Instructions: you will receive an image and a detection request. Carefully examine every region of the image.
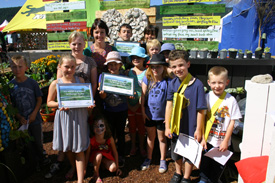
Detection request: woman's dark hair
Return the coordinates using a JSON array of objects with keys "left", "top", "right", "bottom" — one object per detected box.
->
[
  {"left": 144, "top": 25, "right": 159, "bottom": 38},
  {"left": 91, "top": 18, "right": 109, "bottom": 38},
  {"left": 90, "top": 115, "right": 112, "bottom": 140}
]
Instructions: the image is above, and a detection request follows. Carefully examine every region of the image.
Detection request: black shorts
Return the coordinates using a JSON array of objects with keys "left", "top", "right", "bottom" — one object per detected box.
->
[{"left": 145, "top": 119, "right": 165, "bottom": 131}]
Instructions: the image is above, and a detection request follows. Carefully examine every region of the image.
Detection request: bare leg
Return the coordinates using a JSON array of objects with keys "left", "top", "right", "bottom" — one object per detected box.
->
[
  {"left": 57, "top": 151, "right": 65, "bottom": 161},
  {"left": 175, "top": 159, "right": 183, "bottom": 175},
  {"left": 157, "top": 129, "right": 167, "bottom": 160},
  {"left": 66, "top": 151, "right": 76, "bottom": 178},
  {"left": 184, "top": 161, "right": 193, "bottom": 179},
  {"left": 93, "top": 153, "right": 103, "bottom": 179},
  {"left": 75, "top": 151, "right": 85, "bottom": 183},
  {"left": 146, "top": 126, "right": 156, "bottom": 159},
  {"left": 102, "top": 158, "right": 117, "bottom": 173}
]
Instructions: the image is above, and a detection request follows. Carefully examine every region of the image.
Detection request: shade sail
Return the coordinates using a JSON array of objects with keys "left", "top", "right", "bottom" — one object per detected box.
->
[{"left": 2, "top": 0, "right": 64, "bottom": 32}]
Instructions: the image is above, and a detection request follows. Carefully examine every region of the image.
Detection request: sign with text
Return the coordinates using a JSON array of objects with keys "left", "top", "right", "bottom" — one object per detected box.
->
[
  {"left": 162, "top": 29, "right": 220, "bottom": 39},
  {"left": 47, "top": 41, "right": 88, "bottom": 50},
  {"left": 163, "top": 16, "right": 220, "bottom": 26},
  {"left": 100, "top": 0, "right": 150, "bottom": 10},
  {"left": 47, "top": 32, "right": 87, "bottom": 41},
  {"left": 163, "top": 0, "right": 221, "bottom": 4},
  {"left": 160, "top": 4, "right": 225, "bottom": 15},
  {"left": 46, "top": 21, "right": 87, "bottom": 31},
  {"left": 46, "top": 11, "right": 87, "bottom": 21},
  {"left": 45, "top": 1, "right": 85, "bottom": 12},
  {"left": 163, "top": 40, "right": 219, "bottom": 50}
]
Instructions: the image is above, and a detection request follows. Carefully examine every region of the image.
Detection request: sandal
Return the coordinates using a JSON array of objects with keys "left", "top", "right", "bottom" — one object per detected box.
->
[
  {"left": 65, "top": 168, "right": 75, "bottom": 180},
  {"left": 96, "top": 177, "right": 103, "bottom": 183}
]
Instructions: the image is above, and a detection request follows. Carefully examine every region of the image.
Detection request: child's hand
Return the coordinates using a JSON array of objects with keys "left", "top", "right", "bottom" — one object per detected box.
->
[
  {"left": 19, "top": 116, "right": 28, "bottom": 125},
  {"left": 194, "top": 129, "right": 202, "bottom": 143},
  {"left": 165, "top": 128, "right": 172, "bottom": 139},
  {"left": 200, "top": 139, "right": 207, "bottom": 150},
  {"left": 219, "top": 140, "right": 228, "bottom": 152},
  {"left": 116, "top": 168, "right": 122, "bottom": 176},
  {"left": 88, "top": 104, "right": 95, "bottom": 109},
  {"left": 59, "top": 107, "right": 70, "bottom": 111},
  {"left": 99, "top": 90, "right": 105, "bottom": 95},
  {"left": 29, "top": 112, "right": 36, "bottom": 123}
]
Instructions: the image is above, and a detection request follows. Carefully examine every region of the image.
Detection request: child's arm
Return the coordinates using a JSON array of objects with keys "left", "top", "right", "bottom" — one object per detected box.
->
[
  {"left": 194, "top": 109, "right": 205, "bottom": 143},
  {"left": 165, "top": 100, "right": 173, "bottom": 139},
  {"left": 90, "top": 67, "right": 97, "bottom": 98},
  {"left": 47, "top": 80, "right": 59, "bottom": 108},
  {"left": 29, "top": 96, "right": 42, "bottom": 123},
  {"left": 110, "top": 137, "right": 121, "bottom": 175},
  {"left": 15, "top": 113, "right": 27, "bottom": 125},
  {"left": 141, "top": 82, "right": 149, "bottom": 123},
  {"left": 98, "top": 83, "right": 107, "bottom": 99},
  {"left": 219, "top": 119, "right": 235, "bottom": 152}
]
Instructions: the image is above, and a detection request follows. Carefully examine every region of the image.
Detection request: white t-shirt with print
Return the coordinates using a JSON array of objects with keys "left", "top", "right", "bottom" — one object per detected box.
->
[{"left": 206, "top": 91, "right": 242, "bottom": 147}]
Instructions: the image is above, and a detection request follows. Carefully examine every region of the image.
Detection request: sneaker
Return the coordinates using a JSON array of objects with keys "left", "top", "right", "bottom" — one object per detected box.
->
[
  {"left": 45, "top": 162, "right": 61, "bottom": 179},
  {"left": 169, "top": 172, "right": 183, "bottom": 183},
  {"left": 141, "top": 158, "right": 151, "bottom": 171},
  {"left": 159, "top": 160, "right": 167, "bottom": 173},
  {"left": 119, "top": 156, "right": 125, "bottom": 168},
  {"left": 180, "top": 178, "right": 191, "bottom": 183}
]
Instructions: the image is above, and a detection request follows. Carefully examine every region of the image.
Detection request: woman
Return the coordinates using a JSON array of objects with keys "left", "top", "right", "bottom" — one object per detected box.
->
[{"left": 84, "top": 18, "right": 117, "bottom": 74}]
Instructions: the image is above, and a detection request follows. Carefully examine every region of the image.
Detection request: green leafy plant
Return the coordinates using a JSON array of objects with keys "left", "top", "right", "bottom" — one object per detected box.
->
[
  {"left": 255, "top": 47, "right": 262, "bottom": 51},
  {"left": 228, "top": 48, "right": 238, "bottom": 51},
  {"left": 220, "top": 49, "right": 227, "bottom": 51},
  {"left": 246, "top": 49, "right": 252, "bottom": 54},
  {"left": 191, "top": 47, "right": 199, "bottom": 51},
  {"left": 238, "top": 49, "right": 244, "bottom": 54},
  {"left": 210, "top": 49, "right": 218, "bottom": 52},
  {"left": 200, "top": 47, "right": 208, "bottom": 51},
  {"left": 264, "top": 47, "right": 270, "bottom": 53}
]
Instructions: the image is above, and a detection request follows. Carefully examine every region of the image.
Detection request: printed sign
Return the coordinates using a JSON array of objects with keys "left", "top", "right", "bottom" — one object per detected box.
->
[
  {"left": 163, "top": 40, "right": 219, "bottom": 50},
  {"left": 45, "top": 1, "right": 86, "bottom": 12},
  {"left": 47, "top": 41, "right": 88, "bottom": 50},
  {"left": 160, "top": 4, "right": 225, "bottom": 15},
  {"left": 100, "top": 0, "right": 150, "bottom": 10},
  {"left": 162, "top": 29, "right": 220, "bottom": 39},
  {"left": 163, "top": 0, "right": 221, "bottom": 4},
  {"left": 163, "top": 16, "right": 220, "bottom": 26},
  {"left": 46, "top": 11, "right": 87, "bottom": 21},
  {"left": 47, "top": 32, "right": 87, "bottom": 41},
  {"left": 46, "top": 21, "right": 87, "bottom": 31}
]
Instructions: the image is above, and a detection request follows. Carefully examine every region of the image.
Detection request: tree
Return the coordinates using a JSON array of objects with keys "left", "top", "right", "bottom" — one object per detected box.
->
[{"left": 254, "top": 0, "right": 275, "bottom": 47}]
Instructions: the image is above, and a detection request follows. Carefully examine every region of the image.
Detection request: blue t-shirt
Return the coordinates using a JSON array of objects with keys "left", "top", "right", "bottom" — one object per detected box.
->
[
  {"left": 10, "top": 77, "right": 43, "bottom": 125},
  {"left": 167, "top": 76, "right": 207, "bottom": 136},
  {"left": 99, "top": 74, "right": 128, "bottom": 112},
  {"left": 143, "top": 76, "right": 170, "bottom": 120}
]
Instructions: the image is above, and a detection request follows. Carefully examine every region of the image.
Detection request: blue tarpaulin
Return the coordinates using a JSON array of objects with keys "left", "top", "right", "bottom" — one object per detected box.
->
[{"left": 219, "top": 0, "right": 275, "bottom": 55}]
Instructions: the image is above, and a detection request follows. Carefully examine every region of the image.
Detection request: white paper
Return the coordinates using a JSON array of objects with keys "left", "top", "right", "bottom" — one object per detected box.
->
[
  {"left": 18, "top": 120, "right": 29, "bottom": 131},
  {"left": 174, "top": 133, "right": 203, "bottom": 168},
  {"left": 204, "top": 147, "right": 233, "bottom": 166},
  {"left": 267, "top": 111, "right": 275, "bottom": 122}
]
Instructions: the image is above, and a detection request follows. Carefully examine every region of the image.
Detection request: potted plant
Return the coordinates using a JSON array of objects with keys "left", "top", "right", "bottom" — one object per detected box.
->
[
  {"left": 255, "top": 47, "right": 262, "bottom": 59},
  {"left": 238, "top": 49, "right": 244, "bottom": 59},
  {"left": 246, "top": 49, "right": 253, "bottom": 59},
  {"left": 228, "top": 48, "right": 238, "bottom": 59},
  {"left": 190, "top": 47, "right": 198, "bottom": 58},
  {"left": 209, "top": 49, "right": 218, "bottom": 58},
  {"left": 199, "top": 48, "right": 208, "bottom": 59},
  {"left": 219, "top": 49, "right": 227, "bottom": 59},
  {"left": 40, "top": 104, "right": 56, "bottom": 122},
  {"left": 264, "top": 47, "right": 271, "bottom": 59}
]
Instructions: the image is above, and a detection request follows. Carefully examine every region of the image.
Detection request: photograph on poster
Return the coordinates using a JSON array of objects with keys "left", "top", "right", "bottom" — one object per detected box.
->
[{"left": 115, "top": 41, "right": 140, "bottom": 56}]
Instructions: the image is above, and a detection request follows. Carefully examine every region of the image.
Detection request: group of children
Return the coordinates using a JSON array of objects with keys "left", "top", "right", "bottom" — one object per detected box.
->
[{"left": 8, "top": 22, "right": 241, "bottom": 183}]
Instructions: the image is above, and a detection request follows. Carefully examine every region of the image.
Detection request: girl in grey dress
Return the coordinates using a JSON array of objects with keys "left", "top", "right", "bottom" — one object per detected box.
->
[{"left": 47, "top": 54, "right": 94, "bottom": 183}]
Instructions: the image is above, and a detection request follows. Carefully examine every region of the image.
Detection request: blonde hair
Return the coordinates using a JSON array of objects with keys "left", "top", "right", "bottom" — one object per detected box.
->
[
  {"left": 59, "top": 53, "right": 76, "bottom": 66},
  {"left": 145, "top": 65, "right": 170, "bottom": 87},
  {"left": 146, "top": 39, "right": 161, "bottom": 55},
  {"left": 68, "top": 31, "right": 85, "bottom": 44},
  {"left": 208, "top": 66, "right": 228, "bottom": 79},
  {"left": 10, "top": 55, "right": 28, "bottom": 66}
]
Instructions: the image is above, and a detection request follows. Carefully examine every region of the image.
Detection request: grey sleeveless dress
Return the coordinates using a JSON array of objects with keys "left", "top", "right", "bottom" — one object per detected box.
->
[{"left": 52, "top": 77, "right": 90, "bottom": 153}]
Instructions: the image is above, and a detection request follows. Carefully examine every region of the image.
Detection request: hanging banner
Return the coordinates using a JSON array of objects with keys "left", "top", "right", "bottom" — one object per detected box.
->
[
  {"left": 45, "top": 1, "right": 85, "bottom": 11},
  {"left": 162, "top": 29, "right": 220, "bottom": 39},
  {"left": 46, "top": 21, "right": 87, "bottom": 31},
  {"left": 163, "top": 0, "right": 221, "bottom": 4},
  {"left": 47, "top": 41, "right": 88, "bottom": 50},
  {"left": 100, "top": 0, "right": 150, "bottom": 10},
  {"left": 163, "top": 16, "right": 220, "bottom": 26},
  {"left": 46, "top": 11, "right": 87, "bottom": 21},
  {"left": 160, "top": 4, "right": 225, "bottom": 15},
  {"left": 47, "top": 32, "right": 87, "bottom": 41},
  {"left": 163, "top": 40, "right": 219, "bottom": 50}
]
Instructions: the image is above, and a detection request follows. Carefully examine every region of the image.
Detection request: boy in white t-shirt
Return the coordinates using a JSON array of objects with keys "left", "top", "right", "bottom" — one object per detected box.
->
[{"left": 199, "top": 66, "right": 242, "bottom": 183}]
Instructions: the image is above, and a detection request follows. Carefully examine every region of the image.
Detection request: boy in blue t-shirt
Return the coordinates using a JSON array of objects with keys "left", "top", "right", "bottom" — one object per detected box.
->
[
  {"left": 165, "top": 50, "right": 207, "bottom": 183},
  {"left": 9, "top": 55, "right": 49, "bottom": 170}
]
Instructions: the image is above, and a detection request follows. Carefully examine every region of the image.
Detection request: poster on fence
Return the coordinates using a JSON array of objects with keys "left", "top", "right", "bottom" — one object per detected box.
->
[
  {"left": 163, "top": 16, "right": 220, "bottom": 26},
  {"left": 163, "top": 0, "right": 221, "bottom": 4},
  {"left": 163, "top": 40, "right": 219, "bottom": 50},
  {"left": 162, "top": 29, "right": 220, "bottom": 39}
]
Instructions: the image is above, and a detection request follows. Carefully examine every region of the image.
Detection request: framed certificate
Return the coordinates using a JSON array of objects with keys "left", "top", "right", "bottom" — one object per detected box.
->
[
  {"left": 99, "top": 72, "right": 134, "bottom": 96},
  {"left": 56, "top": 83, "right": 94, "bottom": 108},
  {"left": 114, "top": 41, "right": 140, "bottom": 57}
]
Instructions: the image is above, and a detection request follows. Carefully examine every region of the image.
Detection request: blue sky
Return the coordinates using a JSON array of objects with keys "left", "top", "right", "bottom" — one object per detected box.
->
[{"left": 0, "top": 0, "right": 26, "bottom": 8}]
